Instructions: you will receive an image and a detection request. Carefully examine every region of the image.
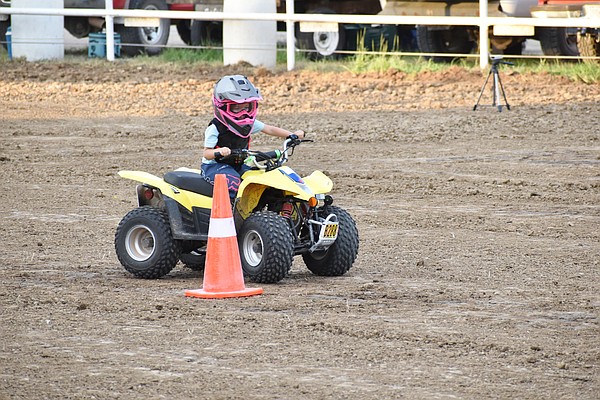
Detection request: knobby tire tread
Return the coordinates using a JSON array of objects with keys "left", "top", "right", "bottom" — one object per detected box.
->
[
  {"left": 303, "top": 206, "right": 359, "bottom": 277},
  {"left": 115, "top": 206, "right": 180, "bottom": 279}
]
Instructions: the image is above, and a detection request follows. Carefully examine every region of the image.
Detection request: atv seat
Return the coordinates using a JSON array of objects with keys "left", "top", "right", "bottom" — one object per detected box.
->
[{"left": 163, "top": 171, "right": 214, "bottom": 197}]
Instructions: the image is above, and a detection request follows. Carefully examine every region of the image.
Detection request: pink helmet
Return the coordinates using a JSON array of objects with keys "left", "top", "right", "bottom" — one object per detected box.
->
[{"left": 212, "top": 75, "right": 263, "bottom": 138}]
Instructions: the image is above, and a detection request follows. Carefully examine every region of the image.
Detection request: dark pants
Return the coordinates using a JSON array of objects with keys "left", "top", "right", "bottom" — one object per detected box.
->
[{"left": 201, "top": 162, "right": 251, "bottom": 199}]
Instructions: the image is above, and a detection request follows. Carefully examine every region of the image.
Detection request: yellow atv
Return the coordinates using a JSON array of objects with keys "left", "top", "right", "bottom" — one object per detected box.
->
[{"left": 115, "top": 136, "right": 359, "bottom": 283}]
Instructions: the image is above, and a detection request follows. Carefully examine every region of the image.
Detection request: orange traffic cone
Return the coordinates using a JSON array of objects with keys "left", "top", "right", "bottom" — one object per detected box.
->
[{"left": 185, "top": 174, "right": 263, "bottom": 299}]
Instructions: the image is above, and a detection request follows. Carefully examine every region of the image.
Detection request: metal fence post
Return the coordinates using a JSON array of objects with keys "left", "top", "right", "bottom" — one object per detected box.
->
[
  {"left": 105, "top": 0, "right": 114, "bottom": 61},
  {"left": 286, "top": 0, "right": 295, "bottom": 71},
  {"left": 479, "top": 0, "right": 489, "bottom": 68}
]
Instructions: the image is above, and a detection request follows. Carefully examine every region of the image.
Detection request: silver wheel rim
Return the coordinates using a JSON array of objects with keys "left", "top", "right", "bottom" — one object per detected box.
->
[
  {"left": 140, "top": 5, "right": 162, "bottom": 45},
  {"left": 125, "top": 224, "right": 156, "bottom": 261},
  {"left": 313, "top": 31, "right": 339, "bottom": 56},
  {"left": 242, "top": 230, "right": 263, "bottom": 267},
  {"left": 141, "top": 26, "right": 160, "bottom": 44}
]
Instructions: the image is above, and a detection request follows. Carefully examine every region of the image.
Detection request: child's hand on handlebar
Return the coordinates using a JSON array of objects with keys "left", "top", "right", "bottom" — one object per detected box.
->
[
  {"left": 288, "top": 130, "right": 305, "bottom": 141},
  {"left": 215, "top": 147, "right": 231, "bottom": 158}
]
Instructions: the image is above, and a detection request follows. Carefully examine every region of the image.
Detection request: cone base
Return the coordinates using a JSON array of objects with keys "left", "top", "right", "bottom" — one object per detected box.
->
[{"left": 185, "top": 287, "right": 263, "bottom": 299}]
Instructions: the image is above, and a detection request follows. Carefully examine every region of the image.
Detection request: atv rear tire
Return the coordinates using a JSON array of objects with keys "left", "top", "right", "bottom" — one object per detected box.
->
[
  {"left": 238, "top": 211, "right": 294, "bottom": 284},
  {"left": 115, "top": 206, "right": 181, "bottom": 278},
  {"left": 302, "top": 206, "right": 359, "bottom": 277}
]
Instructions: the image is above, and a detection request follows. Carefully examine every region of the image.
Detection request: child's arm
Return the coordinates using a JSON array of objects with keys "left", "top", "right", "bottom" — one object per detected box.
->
[
  {"left": 203, "top": 147, "right": 231, "bottom": 160},
  {"left": 261, "top": 124, "right": 305, "bottom": 139}
]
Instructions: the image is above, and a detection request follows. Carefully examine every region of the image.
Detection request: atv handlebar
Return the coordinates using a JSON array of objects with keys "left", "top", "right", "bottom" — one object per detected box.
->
[{"left": 215, "top": 135, "right": 312, "bottom": 171}]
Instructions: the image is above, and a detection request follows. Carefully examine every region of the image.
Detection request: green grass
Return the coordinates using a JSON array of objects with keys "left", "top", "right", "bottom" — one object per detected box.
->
[
  {"left": 148, "top": 47, "right": 599, "bottom": 84},
  {"left": 1, "top": 42, "right": 597, "bottom": 83},
  {"left": 159, "top": 47, "right": 223, "bottom": 64},
  {"left": 508, "top": 58, "right": 600, "bottom": 84}
]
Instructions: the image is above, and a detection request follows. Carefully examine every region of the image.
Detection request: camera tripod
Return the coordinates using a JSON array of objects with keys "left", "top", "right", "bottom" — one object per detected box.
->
[{"left": 473, "top": 57, "right": 513, "bottom": 112}]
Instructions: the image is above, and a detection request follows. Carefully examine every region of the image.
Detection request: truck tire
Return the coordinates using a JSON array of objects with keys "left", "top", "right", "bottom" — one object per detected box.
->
[
  {"left": 577, "top": 31, "right": 600, "bottom": 63},
  {"left": 302, "top": 206, "right": 359, "bottom": 277},
  {"left": 502, "top": 38, "right": 525, "bottom": 55},
  {"left": 64, "top": 17, "right": 98, "bottom": 39},
  {"left": 537, "top": 27, "right": 579, "bottom": 57},
  {"left": 0, "top": 19, "right": 9, "bottom": 50},
  {"left": 238, "top": 211, "right": 294, "bottom": 284},
  {"left": 176, "top": 20, "right": 192, "bottom": 45},
  {"left": 416, "top": 25, "right": 476, "bottom": 62},
  {"left": 190, "top": 20, "right": 223, "bottom": 46},
  {"left": 296, "top": 8, "right": 346, "bottom": 60},
  {"left": 117, "top": 0, "right": 170, "bottom": 56},
  {"left": 115, "top": 206, "right": 181, "bottom": 279}
]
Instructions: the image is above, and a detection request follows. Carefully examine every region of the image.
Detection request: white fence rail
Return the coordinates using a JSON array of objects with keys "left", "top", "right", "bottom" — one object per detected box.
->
[{"left": 1, "top": 0, "right": 599, "bottom": 68}]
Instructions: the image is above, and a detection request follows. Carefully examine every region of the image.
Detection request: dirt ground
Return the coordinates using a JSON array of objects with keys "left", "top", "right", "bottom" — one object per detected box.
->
[{"left": 0, "top": 59, "right": 598, "bottom": 399}]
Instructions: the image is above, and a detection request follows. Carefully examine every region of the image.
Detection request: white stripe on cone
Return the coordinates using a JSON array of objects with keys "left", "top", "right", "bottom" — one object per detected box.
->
[{"left": 208, "top": 217, "right": 236, "bottom": 238}]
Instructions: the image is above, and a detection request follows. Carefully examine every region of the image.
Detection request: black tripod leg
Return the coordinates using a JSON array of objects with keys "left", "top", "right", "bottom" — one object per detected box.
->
[{"left": 473, "top": 68, "right": 493, "bottom": 111}]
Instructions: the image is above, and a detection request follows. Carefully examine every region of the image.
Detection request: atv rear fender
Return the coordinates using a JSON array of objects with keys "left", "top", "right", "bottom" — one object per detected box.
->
[
  {"left": 118, "top": 170, "right": 212, "bottom": 211},
  {"left": 119, "top": 171, "right": 211, "bottom": 241}
]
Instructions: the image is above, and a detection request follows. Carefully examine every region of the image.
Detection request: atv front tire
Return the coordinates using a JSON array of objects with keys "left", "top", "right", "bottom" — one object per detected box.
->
[
  {"left": 238, "top": 211, "right": 294, "bottom": 284},
  {"left": 115, "top": 206, "right": 181, "bottom": 278},
  {"left": 180, "top": 251, "right": 206, "bottom": 272},
  {"left": 303, "top": 206, "right": 359, "bottom": 276}
]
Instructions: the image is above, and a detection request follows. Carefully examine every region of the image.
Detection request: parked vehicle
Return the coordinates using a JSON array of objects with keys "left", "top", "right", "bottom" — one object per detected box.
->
[
  {"left": 2, "top": 0, "right": 597, "bottom": 60},
  {"left": 531, "top": 0, "right": 600, "bottom": 61},
  {"left": 115, "top": 136, "right": 360, "bottom": 283},
  {"left": 176, "top": 0, "right": 594, "bottom": 60},
  {"left": 0, "top": 0, "right": 196, "bottom": 56}
]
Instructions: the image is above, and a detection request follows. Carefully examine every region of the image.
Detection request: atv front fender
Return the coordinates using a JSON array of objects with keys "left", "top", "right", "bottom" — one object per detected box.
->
[
  {"left": 303, "top": 170, "right": 333, "bottom": 195},
  {"left": 235, "top": 169, "right": 333, "bottom": 219},
  {"left": 238, "top": 167, "right": 314, "bottom": 201}
]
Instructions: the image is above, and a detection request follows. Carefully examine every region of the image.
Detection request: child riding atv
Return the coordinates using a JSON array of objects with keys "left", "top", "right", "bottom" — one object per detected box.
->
[{"left": 201, "top": 74, "right": 305, "bottom": 199}]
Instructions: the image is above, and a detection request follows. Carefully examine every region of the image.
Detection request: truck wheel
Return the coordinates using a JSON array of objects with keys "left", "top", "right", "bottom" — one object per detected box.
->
[
  {"left": 115, "top": 206, "right": 181, "bottom": 279},
  {"left": 537, "top": 27, "right": 579, "bottom": 57},
  {"left": 190, "top": 20, "right": 222, "bottom": 46},
  {"left": 64, "top": 17, "right": 96, "bottom": 39},
  {"left": 238, "top": 211, "right": 294, "bottom": 284},
  {"left": 117, "top": 0, "right": 170, "bottom": 56},
  {"left": 296, "top": 8, "right": 346, "bottom": 60},
  {"left": 176, "top": 20, "right": 222, "bottom": 47},
  {"left": 0, "top": 19, "right": 9, "bottom": 50},
  {"left": 302, "top": 206, "right": 359, "bottom": 277},
  {"left": 416, "top": 25, "right": 476, "bottom": 62},
  {"left": 176, "top": 20, "right": 192, "bottom": 45},
  {"left": 502, "top": 38, "right": 525, "bottom": 55},
  {"left": 577, "top": 31, "right": 600, "bottom": 63}
]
